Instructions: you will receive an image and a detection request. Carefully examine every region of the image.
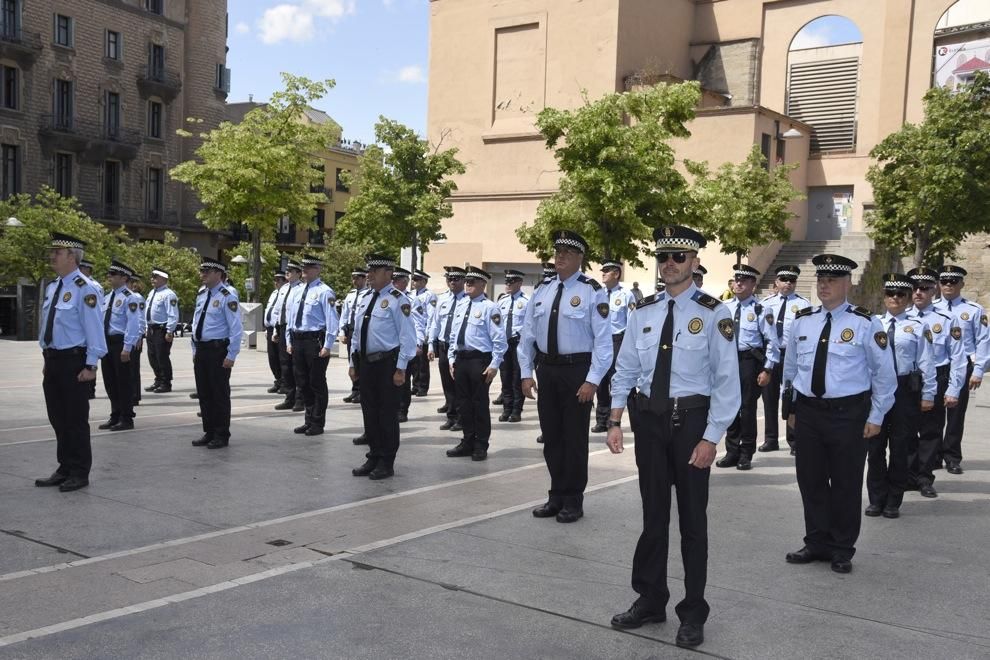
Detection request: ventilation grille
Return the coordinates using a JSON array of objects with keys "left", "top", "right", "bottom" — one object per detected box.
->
[{"left": 786, "top": 57, "right": 860, "bottom": 152}]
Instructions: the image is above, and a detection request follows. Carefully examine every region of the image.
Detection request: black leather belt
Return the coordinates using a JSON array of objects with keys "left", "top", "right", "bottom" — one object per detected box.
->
[
  {"left": 364, "top": 347, "right": 399, "bottom": 363},
  {"left": 633, "top": 392, "right": 709, "bottom": 414},
  {"left": 149, "top": 323, "right": 167, "bottom": 330},
  {"left": 738, "top": 349, "right": 760, "bottom": 358},
  {"left": 538, "top": 351, "right": 592, "bottom": 366},
  {"left": 796, "top": 391, "right": 870, "bottom": 410},
  {"left": 43, "top": 347, "right": 86, "bottom": 358},
  {"left": 106, "top": 334, "right": 124, "bottom": 343},
  {"left": 292, "top": 330, "right": 324, "bottom": 340},
  {"left": 457, "top": 350, "right": 492, "bottom": 361},
  {"left": 193, "top": 339, "right": 230, "bottom": 349}
]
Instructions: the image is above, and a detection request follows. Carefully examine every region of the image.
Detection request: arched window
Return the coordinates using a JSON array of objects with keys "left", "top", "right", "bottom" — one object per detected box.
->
[
  {"left": 933, "top": 0, "right": 990, "bottom": 90},
  {"left": 786, "top": 16, "right": 863, "bottom": 152}
]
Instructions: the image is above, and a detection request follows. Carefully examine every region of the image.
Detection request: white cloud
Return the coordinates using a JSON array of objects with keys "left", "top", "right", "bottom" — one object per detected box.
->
[
  {"left": 397, "top": 65, "right": 425, "bottom": 84},
  {"left": 256, "top": 0, "right": 356, "bottom": 44},
  {"left": 235, "top": 21, "right": 251, "bottom": 35},
  {"left": 382, "top": 0, "right": 394, "bottom": 7},
  {"left": 791, "top": 27, "right": 832, "bottom": 50}
]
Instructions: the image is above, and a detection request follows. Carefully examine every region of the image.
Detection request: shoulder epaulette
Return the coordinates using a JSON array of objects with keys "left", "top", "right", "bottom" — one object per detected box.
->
[
  {"left": 122, "top": 289, "right": 131, "bottom": 297},
  {"left": 74, "top": 276, "right": 86, "bottom": 287},
  {"left": 390, "top": 289, "right": 401, "bottom": 298},
  {"left": 636, "top": 293, "right": 664, "bottom": 309},
  {"left": 220, "top": 287, "right": 230, "bottom": 296},
  {"left": 934, "top": 310, "right": 952, "bottom": 320},
  {"left": 578, "top": 274, "right": 602, "bottom": 291},
  {"left": 754, "top": 303, "right": 763, "bottom": 315},
  {"left": 497, "top": 292, "right": 508, "bottom": 300},
  {"left": 850, "top": 305, "right": 872, "bottom": 319},
  {"left": 795, "top": 306, "right": 815, "bottom": 319},
  {"left": 795, "top": 293, "right": 810, "bottom": 300},
  {"left": 692, "top": 291, "right": 720, "bottom": 311}
]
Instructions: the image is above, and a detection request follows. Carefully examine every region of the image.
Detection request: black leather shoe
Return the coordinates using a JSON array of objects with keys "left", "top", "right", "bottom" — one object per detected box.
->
[
  {"left": 610, "top": 601, "right": 666, "bottom": 629},
  {"left": 293, "top": 425, "right": 310, "bottom": 434},
  {"left": 352, "top": 434, "right": 368, "bottom": 445},
  {"left": 398, "top": 412, "right": 408, "bottom": 423},
  {"left": 675, "top": 623, "right": 704, "bottom": 648},
  {"left": 292, "top": 402, "right": 305, "bottom": 412},
  {"left": 109, "top": 421, "right": 134, "bottom": 431},
  {"left": 97, "top": 420, "right": 118, "bottom": 430},
  {"left": 450, "top": 422, "right": 463, "bottom": 432},
  {"left": 532, "top": 502, "right": 561, "bottom": 518},
  {"left": 189, "top": 392, "right": 199, "bottom": 399},
  {"left": 920, "top": 484, "right": 938, "bottom": 498},
  {"left": 946, "top": 463, "right": 963, "bottom": 475},
  {"left": 555, "top": 507, "right": 583, "bottom": 523},
  {"left": 267, "top": 384, "right": 281, "bottom": 393},
  {"left": 536, "top": 435, "right": 543, "bottom": 444},
  {"left": 472, "top": 448, "right": 487, "bottom": 461},
  {"left": 369, "top": 465, "right": 394, "bottom": 480},
  {"left": 498, "top": 412, "right": 510, "bottom": 422},
  {"left": 207, "top": 438, "right": 229, "bottom": 449},
  {"left": 736, "top": 456, "right": 753, "bottom": 470},
  {"left": 758, "top": 441, "right": 779, "bottom": 452},
  {"left": 415, "top": 390, "right": 428, "bottom": 397},
  {"left": 831, "top": 558, "right": 852, "bottom": 574},
  {"left": 58, "top": 476, "right": 89, "bottom": 492},
  {"left": 304, "top": 427, "right": 324, "bottom": 436},
  {"left": 493, "top": 396, "right": 504, "bottom": 406},
  {"left": 785, "top": 546, "right": 829, "bottom": 564},
  {"left": 865, "top": 503, "right": 883, "bottom": 517},
  {"left": 591, "top": 423, "right": 607, "bottom": 433},
  {"left": 145, "top": 384, "right": 160, "bottom": 392},
  {"left": 349, "top": 395, "right": 361, "bottom": 404},
  {"left": 882, "top": 506, "right": 900, "bottom": 519},
  {"left": 715, "top": 453, "right": 739, "bottom": 468},
  {"left": 446, "top": 442, "right": 472, "bottom": 458},
  {"left": 274, "top": 400, "right": 295, "bottom": 410},
  {"left": 437, "top": 405, "right": 449, "bottom": 414},
  {"left": 153, "top": 385, "right": 171, "bottom": 393},
  {"left": 790, "top": 448, "right": 796, "bottom": 456},
  {"left": 352, "top": 459, "right": 376, "bottom": 477},
  {"left": 343, "top": 394, "right": 355, "bottom": 403},
  {"left": 508, "top": 413, "right": 521, "bottom": 423},
  {"left": 191, "top": 435, "right": 213, "bottom": 447},
  {"left": 132, "top": 399, "right": 141, "bottom": 406},
  {"left": 35, "top": 472, "right": 68, "bottom": 487},
  {"left": 439, "top": 420, "right": 454, "bottom": 430}
]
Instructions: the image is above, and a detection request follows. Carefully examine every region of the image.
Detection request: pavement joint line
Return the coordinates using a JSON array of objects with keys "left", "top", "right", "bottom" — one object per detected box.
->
[
  {"left": 0, "top": 367, "right": 283, "bottom": 391},
  {"left": 0, "top": 529, "right": 89, "bottom": 559},
  {"left": 0, "top": 447, "right": 624, "bottom": 583},
  {"left": 0, "top": 471, "right": 641, "bottom": 649}
]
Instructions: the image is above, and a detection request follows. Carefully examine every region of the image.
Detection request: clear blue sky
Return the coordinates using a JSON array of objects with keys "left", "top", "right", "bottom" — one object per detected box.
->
[{"left": 226, "top": 0, "right": 429, "bottom": 144}]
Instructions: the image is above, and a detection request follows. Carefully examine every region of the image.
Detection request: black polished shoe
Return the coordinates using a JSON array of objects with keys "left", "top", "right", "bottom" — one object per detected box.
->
[
  {"left": 398, "top": 412, "right": 408, "bottom": 423},
  {"left": 293, "top": 424, "right": 310, "bottom": 434},
  {"left": 274, "top": 400, "right": 295, "bottom": 410},
  {"left": 555, "top": 507, "right": 583, "bottom": 523},
  {"left": 414, "top": 390, "right": 428, "bottom": 397},
  {"left": 736, "top": 456, "right": 753, "bottom": 471},
  {"left": 352, "top": 458, "right": 376, "bottom": 477},
  {"left": 590, "top": 423, "right": 607, "bottom": 434},
  {"left": 439, "top": 420, "right": 454, "bottom": 430},
  {"left": 450, "top": 422, "right": 463, "bottom": 432},
  {"left": 446, "top": 442, "right": 472, "bottom": 458},
  {"left": 145, "top": 384, "right": 161, "bottom": 392},
  {"left": 882, "top": 506, "right": 900, "bottom": 519},
  {"left": 207, "top": 438, "right": 229, "bottom": 449},
  {"left": 349, "top": 395, "right": 361, "bottom": 404},
  {"left": 437, "top": 405, "right": 449, "bottom": 414},
  {"left": 946, "top": 462, "right": 963, "bottom": 475},
  {"left": 831, "top": 558, "right": 852, "bottom": 574},
  {"left": 536, "top": 435, "right": 544, "bottom": 444},
  {"left": 865, "top": 503, "right": 883, "bottom": 517},
  {"left": 508, "top": 413, "right": 521, "bottom": 423},
  {"left": 304, "top": 427, "right": 324, "bottom": 436},
  {"left": 352, "top": 434, "right": 368, "bottom": 445},
  {"left": 267, "top": 384, "right": 281, "bottom": 394},
  {"left": 342, "top": 394, "right": 355, "bottom": 403},
  {"left": 758, "top": 441, "right": 779, "bottom": 452},
  {"left": 790, "top": 448, "right": 797, "bottom": 456},
  {"left": 610, "top": 600, "right": 666, "bottom": 629},
  {"left": 369, "top": 465, "right": 394, "bottom": 480},
  {"left": 920, "top": 484, "right": 938, "bottom": 498},
  {"left": 292, "top": 402, "right": 305, "bottom": 412},
  {"left": 109, "top": 420, "right": 134, "bottom": 432},
  {"left": 191, "top": 435, "right": 213, "bottom": 447},
  {"left": 189, "top": 392, "right": 199, "bottom": 399},
  {"left": 498, "top": 412, "right": 510, "bottom": 422},
  {"left": 715, "top": 453, "right": 739, "bottom": 468},
  {"left": 35, "top": 472, "right": 68, "bottom": 487},
  {"left": 58, "top": 476, "right": 89, "bottom": 492},
  {"left": 153, "top": 385, "right": 171, "bottom": 393},
  {"left": 493, "top": 396, "right": 504, "bottom": 406},
  {"left": 97, "top": 420, "right": 118, "bottom": 430},
  {"left": 132, "top": 400, "right": 141, "bottom": 407},
  {"left": 785, "top": 546, "right": 829, "bottom": 564},
  {"left": 675, "top": 623, "right": 704, "bottom": 648},
  {"left": 471, "top": 448, "right": 488, "bottom": 462},
  {"left": 532, "top": 502, "right": 561, "bottom": 518}
]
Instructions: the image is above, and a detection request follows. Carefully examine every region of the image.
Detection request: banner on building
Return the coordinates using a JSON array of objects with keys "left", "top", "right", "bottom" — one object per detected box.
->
[{"left": 934, "top": 36, "right": 990, "bottom": 89}]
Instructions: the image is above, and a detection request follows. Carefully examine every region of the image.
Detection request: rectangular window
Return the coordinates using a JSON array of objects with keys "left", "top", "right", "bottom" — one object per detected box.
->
[
  {"left": 760, "top": 133, "right": 771, "bottom": 170},
  {"left": 310, "top": 209, "right": 326, "bottom": 244},
  {"left": 103, "top": 160, "right": 119, "bottom": 216},
  {"left": 148, "top": 100, "right": 162, "bottom": 139},
  {"left": 149, "top": 43, "right": 164, "bottom": 80},
  {"left": 215, "top": 63, "right": 229, "bottom": 91},
  {"left": 146, "top": 167, "right": 162, "bottom": 219},
  {"left": 335, "top": 168, "right": 349, "bottom": 192},
  {"left": 146, "top": 0, "right": 163, "bottom": 15},
  {"left": 54, "top": 13, "right": 72, "bottom": 47},
  {"left": 1, "top": 144, "right": 17, "bottom": 199},
  {"left": 54, "top": 79, "right": 73, "bottom": 129},
  {"left": 1, "top": 65, "right": 17, "bottom": 110},
  {"left": 776, "top": 137, "right": 786, "bottom": 163},
  {"left": 105, "top": 92, "right": 120, "bottom": 138},
  {"left": 1, "top": 0, "right": 19, "bottom": 38},
  {"left": 55, "top": 153, "right": 72, "bottom": 197},
  {"left": 106, "top": 30, "right": 121, "bottom": 60}
]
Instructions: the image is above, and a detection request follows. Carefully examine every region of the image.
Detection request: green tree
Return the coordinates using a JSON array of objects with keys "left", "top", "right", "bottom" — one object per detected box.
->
[
  {"left": 686, "top": 145, "right": 804, "bottom": 261},
  {"left": 334, "top": 117, "right": 465, "bottom": 265},
  {"left": 515, "top": 83, "right": 702, "bottom": 266},
  {"left": 116, "top": 232, "right": 203, "bottom": 317},
  {"left": 307, "top": 235, "right": 373, "bottom": 298},
  {"left": 170, "top": 73, "right": 339, "bottom": 301},
  {"left": 225, "top": 240, "right": 282, "bottom": 306},
  {"left": 866, "top": 70, "right": 990, "bottom": 266}
]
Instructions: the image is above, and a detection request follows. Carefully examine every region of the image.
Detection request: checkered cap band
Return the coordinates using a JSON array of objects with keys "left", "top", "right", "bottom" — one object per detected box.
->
[
  {"left": 79, "top": 260, "right": 94, "bottom": 269},
  {"left": 910, "top": 273, "right": 937, "bottom": 282},
  {"left": 815, "top": 264, "right": 853, "bottom": 273},
  {"left": 351, "top": 269, "right": 368, "bottom": 276},
  {"left": 200, "top": 260, "right": 227, "bottom": 273},
  {"left": 286, "top": 261, "right": 303, "bottom": 271},
  {"left": 554, "top": 237, "right": 586, "bottom": 252},
  {"left": 413, "top": 270, "right": 429, "bottom": 279},
  {"left": 940, "top": 271, "right": 964, "bottom": 279},
  {"left": 654, "top": 237, "right": 701, "bottom": 251},
  {"left": 601, "top": 261, "right": 622, "bottom": 270},
  {"left": 775, "top": 270, "right": 800, "bottom": 278},
  {"left": 465, "top": 269, "right": 491, "bottom": 282},
  {"left": 366, "top": 257, "right": 395, "bottom": 268},
  {"left": 733, "top": 269, "right": 759, "bottom": 278},
  {"left": 49, "top": 232, "right": 86, "bottom": 250},
  {"left": 301, "top": 256, "right": 322, "bottom": 266},
  {"left": 108, "top": 264, "right": 132, "bottom": 276},
  {"left": 884, "top": 280, "right": 912, "bottom": 289}
]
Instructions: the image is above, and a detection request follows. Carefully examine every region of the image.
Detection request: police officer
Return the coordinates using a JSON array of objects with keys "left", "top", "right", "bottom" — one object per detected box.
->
[
  {"left": 349, "top": 254, "right": 418, "bottom": 480},
  {"left": 78, "top": 258, "right": 95, "bottom": 280},
  {"left": 428, "top": 266, "right": 467, "bottom": 431},
  {"left": 908, "top": 267, "right": 966, "bottom": 498},
  {"left": 933, "top": 265, "right": 986, "bottom": 474},
  {"left": 98, "top": 260, "right": 142, "bottom": 432},
  {"left": 526, "top": 263, "right": 556, "bottom": 445},
  {"left": 286, "top": 254, "right": 338, "bottom": 437},
  {"left": 127, "top": 275, "right": 147, "bottom": 407},
  {"left": 717, "top": 264, "right": 778, "bottom": 470},
  {"left": 692, "top": 265, "right": 707, "bottom": 292},
  {"left": 606, "top": 225, "right": 739, "bottom": 650},
  {"left": 866, "top": 273, "right": 936, "bottom": 519},
  {"left": 272, "top": 260, "right": 304, "bottom": 412},
  {"left": 518, "top": 230, "right": 612, "bottom": 523},
  {"left": 759, "top": 265, "right": 810, "bottom": 453},
  {"left": 144, "top": 268, "right": 179, "bottom": 393},
  {"left": 496, "top": 270, "right": 529, "bottom": 422},
  {"left": 593, "top": 261, "right": 635, "bottom": 433},
  {"left": 263, "top": 270, "right": 288, "bottom": 394},
  {"left": 445, "top": 266, "right": 507, "bottom": 461},
  {"left": 411, "top": 269, "right": 437, "bottom": 396},
  {"left": 35, "top": 233, "right": 107, "bottom": 492},
  {"left": 190, "top": 258, "right": 243, "bottom": 448},
  {"left": 784, "top": 254, "right": 896, "bottom": 574},
  {"left": 340, "top": 268, "right": 369, "bottom": 405},
  {"left": 391, "top": 267, "right": 425, "bottom": 423}
]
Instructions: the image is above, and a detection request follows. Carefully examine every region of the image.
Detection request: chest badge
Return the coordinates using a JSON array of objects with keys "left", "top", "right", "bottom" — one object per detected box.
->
[
  {"left": 381, "top": 299, "right": 389, "bottom": 309},
  {"left": 932, "top": 323, "right": 942, "bottom": 334},
  {"left": 747, "top": 312, "right": 755, "bottom": 322},
  {"left": 62, "top": 292, "right": 72, "bottom": 303},
  {"left": 212, "top": 300, "right": 220, "bottom": 308},
  {"left": 791, "top": 304, "right": 799, "bottom": 313},
  {"left": 614, "top": 298, "right": 622, "bottom": 307},
  {"left": 115, "top": 299, "right": 123, "bottom": 307},
  {"left": 688, "top": 318, "right": 703, "bottom": 334},
  {"left": 474, "top": 311, "right": 482, "bottom": 318},
  {"left": 904, "top": 325, "right": 915, "bottom": 334},
  {"left": 570, "top": 296, "right": 581, "bottom": 307},
  {"left": 961, "top": 312, "right": 970, "bottom": 321},
  {"left": 840, "top": 328, "right": 854, "bottom": 342},
  {"left": 517, "top": 301, "right": 525, "bottom": 309}
]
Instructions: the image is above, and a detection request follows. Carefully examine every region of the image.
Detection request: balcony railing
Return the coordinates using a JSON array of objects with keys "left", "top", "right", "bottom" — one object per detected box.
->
[
  {"left": 138, "top": 65, "right": 182, "bottom": 102},
  {"left": 0, "top": 26, "right": 42, "bottom": 48},
  {"left": 39, "top": 115, "right": 141, "bottom": 145},
  {"left": 82, "top": 203, "right": 176, "bottom": 226}
]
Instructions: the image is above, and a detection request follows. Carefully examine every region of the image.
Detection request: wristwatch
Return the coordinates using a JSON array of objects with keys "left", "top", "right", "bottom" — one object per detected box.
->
[{"left": 607, "top": 419, "right": 622, "bottom": 429}]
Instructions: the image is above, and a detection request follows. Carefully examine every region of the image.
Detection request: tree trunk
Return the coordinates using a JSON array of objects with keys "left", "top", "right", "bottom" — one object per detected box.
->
[
  {"left": 251, "top": 228, "right": 262, "bottom": 303},
  {"left": 409, "top": 230, "right": 418, "bottom": 271},
  {"left": 913, "top": 233, "right": 930, "bottom": 269}
]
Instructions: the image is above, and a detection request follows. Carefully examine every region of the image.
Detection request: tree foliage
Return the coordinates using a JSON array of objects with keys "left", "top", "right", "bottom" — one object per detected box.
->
[
  {"left": 686, "top": 145, "right": 803, "bottom": 259},
  {"left": 515, "top": 83, "right": 702, "bottom": 265},
  {"left": 116, "top": 232, "right": 203, "bottom": 316},
  {"left": 867, "top": 70, "right": 990, "bottom": 266},
  {"left": 306, "top": 235, "right": 374, "bottom": 297},
  {"left": 170, "top": 73, "right": 339, "bottom": 300},
  {"left": 225, "top": 240, "right": 283, "bottom": 307},
  {"left": 334, "top": 117, "right": 465, "bottom": 262}
]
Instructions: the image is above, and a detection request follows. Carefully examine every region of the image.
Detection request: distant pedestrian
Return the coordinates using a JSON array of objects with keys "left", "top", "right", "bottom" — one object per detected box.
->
[{"left": 144, "top": 268, "right": 179, "bottom": 393}]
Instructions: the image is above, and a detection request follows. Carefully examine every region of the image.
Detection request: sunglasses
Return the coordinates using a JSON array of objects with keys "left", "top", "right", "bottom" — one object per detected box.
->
[
  {"left": 446, "top": 276, "right": 464, "bottom": 282},
  {"left": 939, "top": 278, "right": 961, "bottom": 285},
  {"left": 884, "top": 289, "right": 909, "bottom": 298},
  {"left": 656, "top": 252, "right": 689, "bottom": 264},
  {"left": 913, "top": 284, "right": 935, "bottom": 292},
  {"left": 777, "top": 276, "right": 797, "bottom": 283},
  {"left": 464, "top": 277, "right": 483, "bottom": 284}
]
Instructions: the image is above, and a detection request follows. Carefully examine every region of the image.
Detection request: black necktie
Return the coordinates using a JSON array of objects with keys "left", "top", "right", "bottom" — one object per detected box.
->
[
  {"left": 360, "top": 290, "right": 379, "bottom": 355},
  {"left": 147, "top": 289, "right": 156, "bottom": 322},
  {"left": 547, "top": 282, "right": 564, "bottom": 356},
  {"left": 104, "top": 290, "right": 117, "bottom": 334},
  {"left": 811, "top": 312, "right": 831, "bottom": 397},
  {"left": 348, "top": 289, "right": 359, "bottom": 327},
  {"left": 294, "top": 281, "right": 311, "bottom": 329},
  {"left": 776, "top": 297, "right": 787, "bottom": 341},
  {"left": 650, "top": 300, "right": 675, "bottom": 402},
  {"left": 733, "top": 302, "right": 742, "bottom": 349},
  {"left": 506, "top": 295, "right": 514, "bottom": 338},
  {"left": 457, "top": 299, "right": 473, "bottom": 348},
  {"left": 888, "top": 318, "right": 898, "bottom": 374},
  {"left": 443, "top": 295, "right": 457, "bottom": 343},
  {"left": 265, "top": 290, "right": 273, "bottom": 324},
  {"left": 44, "top": 279, "right": 63, "bottom": 346},
  {"left": 279, "top": 284, "right": 291, "bottom": 324},
  {"left": 196, "top": 290, "right": 211, "bottom": 341}
]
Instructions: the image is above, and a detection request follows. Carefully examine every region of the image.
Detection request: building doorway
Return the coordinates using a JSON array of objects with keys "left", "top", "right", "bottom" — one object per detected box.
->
[{"left": 806, "top": 186, "right": 853, "bottom": 240}]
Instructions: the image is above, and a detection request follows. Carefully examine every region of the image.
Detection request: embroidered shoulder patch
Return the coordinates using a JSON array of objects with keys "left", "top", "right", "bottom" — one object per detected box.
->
[
  {"left": 717, "top": 318, "right": 734, "bottom": 341},
  {"left": 874, "top": 331, "right": 888, "bottom": 349},
  {"left": 170, "top": 298, "right": 178, "bottom": 306},
  {"left": 924, "top": 328, "right": 933, "bottom": 343},
  {"left": 228, "top": 301, "right": 238, "bottom": 312},
  {"left": 128, "top": 302, "right": 138, "bottom": 312},
  {"left": 596, "top": 302, "right": 609, "bottom": 318},
  {"left": 84, "top": 294, "right": 97, "bottom": 308},
  {"left": 491, "top": 313, "right": 501, "bottom": 326},
  {"left": 982, "top": 314, "right": 988, "bottom": 327},
  {"left": 765, "top": 313, "right": 774, "bottom": 324},
  {"left": 401, "top": 303, "right": 411, "bottom": 317},
  {"left": 950, "top": 326, "right": 962, "bottom": 340}
]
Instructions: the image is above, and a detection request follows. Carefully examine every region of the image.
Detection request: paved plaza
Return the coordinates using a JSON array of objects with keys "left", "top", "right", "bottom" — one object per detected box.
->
[{"left": 0, "top": 337, "right": 988, "bottom": 659}]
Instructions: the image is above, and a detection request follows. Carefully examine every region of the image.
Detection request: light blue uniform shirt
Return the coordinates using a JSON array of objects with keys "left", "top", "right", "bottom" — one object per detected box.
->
[
  {"left": 415, "top": 287, "right": 438, "bottom": 339},
  {"left": 783, "top": 301, "right": 896, "bottom": 426},
  {"left": 761, "top": 292, "right": 811, "bottom": 348},
  {"left": 39, "top": 269, "right": 108, "bottom": 366},
  {"left": 913, "top": 304, "right": 967, "bottom": 398},
  {"left": 103, "top": 285, "right": 143, "bottom": 352},
  {"left": 270, "top": 280, "right": 302, "bottom": 327},
  {"left": 934, "top": 295, "right": 986, "bottom": 371},
  {"left": 286, "top": 279, "right": 339, "bottom": 352},
  {"left": 447, "top": 293, "right": 508, "bottom": 371},
  {"left": 146, "top": 285, "right": 179, "bottom": 333},
  {"left": 338, "top": 286, "right": 367, "bottom": 335},
  {"left": 723, "top": 295, "right": 779, "bottom": 369},
  {"left": 611, "top": 284, "right": 742, "bottom": 443},
  {"left": 263, "top": 288, "right": 280, "bottom": 329},
  {"left": 497, "top": 290, "right": 529, "bottom": 340},
  {"left": 400, "top": 289, "right": 427, "bottom": 344},
  {"left": 517, "top": 271, "right": 613, "bottom": 385},
  {"left": 878, "top": 311, "right": 936, "bottom": 402},
  {"left": 133, "top": 290, "right": 147, "bottom": 337},
  {"left": 349, "top": 283, "right": 418, "bottom": 370},
  {"left": 192, "top": 283, "right": 244, "bottom": 361},
  {"left": 429, "top": 290, "right": 466, "bottom": 344},
  {"left": 605, "top": 285, "right": 635, "bottom": 335}
]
